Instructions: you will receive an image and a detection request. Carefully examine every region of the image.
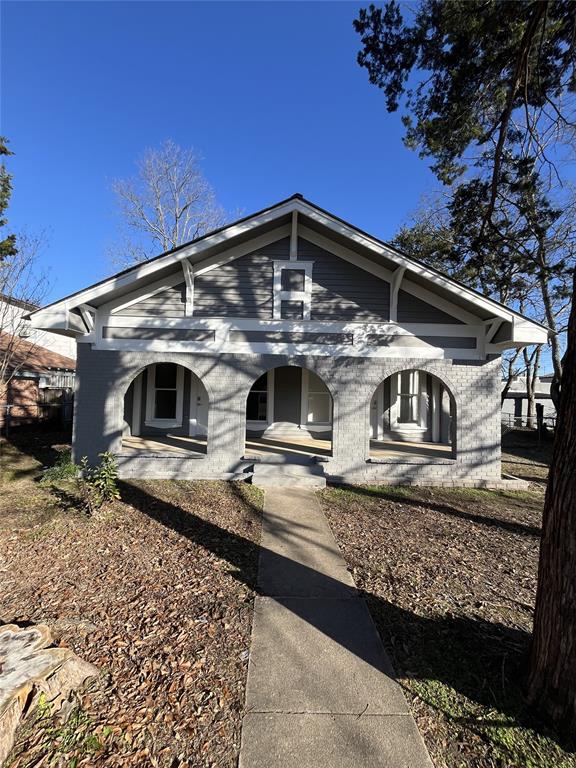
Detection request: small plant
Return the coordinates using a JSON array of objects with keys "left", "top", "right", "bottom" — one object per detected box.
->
[
  {"left": 77, "top": 452, "right": 120, "bottom": 515},
  {"left": 40, "top": 450, "right": 78, "bottom": 484},
  {"left": 88, "top": 452, "right": 121, "bottom": 506}
]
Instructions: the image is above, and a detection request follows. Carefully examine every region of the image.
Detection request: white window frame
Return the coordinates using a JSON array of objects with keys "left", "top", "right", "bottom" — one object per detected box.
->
[
  {"left": 390, "top": 371, "right": 427, "bottom": 432},
  {"left": 273, "top": 261, "right": 313, "bottom": 320},
  {"left": 145, "top": 363, "right": 184, "bottom": 428},
  {"left": 246, "top": 370, "right": 274, "bottom": 429}
]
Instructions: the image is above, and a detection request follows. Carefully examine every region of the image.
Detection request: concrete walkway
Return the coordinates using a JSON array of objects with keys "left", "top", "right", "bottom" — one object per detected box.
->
[{"left": 239, "top": 487, "right": 433, "bottom": 768}]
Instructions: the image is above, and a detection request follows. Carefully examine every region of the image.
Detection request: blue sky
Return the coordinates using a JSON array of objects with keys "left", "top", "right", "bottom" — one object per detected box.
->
[{"left": 1, "top": 0, "right": 440, "bottom": 302}]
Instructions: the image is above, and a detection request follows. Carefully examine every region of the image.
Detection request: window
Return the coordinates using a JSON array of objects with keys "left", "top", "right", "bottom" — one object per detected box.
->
[
  {"left": 306, "top": 371, "right": 331, "bottom": 424},
  {"left": 154, "top": 364, "right": 177, "bottom": 419},
  {"left": 397, "top": 371, "right": 420, "bottom": 424},
  {"left": 273, "top": 261, "right": 313, "bottom": 320},
  {"left": 281, "top": 269, "right": 305, "bottom": 291},
  {"left": 247, "top": 373, "right": 268, "bottom": 421},
  {"left": 281, "top": 300, "right": 304, "bottom": 320},
  {"left": 145, "top": 363, "right": 183, "bottom": 426}
]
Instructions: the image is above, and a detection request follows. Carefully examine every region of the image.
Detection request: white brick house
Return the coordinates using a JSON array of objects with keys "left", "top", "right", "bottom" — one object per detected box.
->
[{"left": 28, "top": 195, "right": 546, "bottom": 486}]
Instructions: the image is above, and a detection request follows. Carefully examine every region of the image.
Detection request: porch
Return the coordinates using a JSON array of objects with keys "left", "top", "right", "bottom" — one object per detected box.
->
[
  {"left": 121, "top": 433, "right": 452, "bottom": 462},
  {"left": 120, "top": 362, "right": 455, "bottom": 463}
]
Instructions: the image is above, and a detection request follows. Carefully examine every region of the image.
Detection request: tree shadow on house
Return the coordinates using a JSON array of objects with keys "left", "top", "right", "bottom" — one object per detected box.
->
[{"left": 117, "top": 479, "right": 570, "bottom": 752}]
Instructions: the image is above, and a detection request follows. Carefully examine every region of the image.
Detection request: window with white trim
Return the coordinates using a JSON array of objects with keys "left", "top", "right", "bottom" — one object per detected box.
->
[
  {"left": 397, "top": 370, "right": 420, "bottom": 424},
  {"left": 273, "top": 261, "right": 313, "bottom": 320},
  {"left": 145, "top": 363, "right": 184, "bottom": 427},
  {"left": 246, "top": 373, "right": 268, "bottom": 422}
]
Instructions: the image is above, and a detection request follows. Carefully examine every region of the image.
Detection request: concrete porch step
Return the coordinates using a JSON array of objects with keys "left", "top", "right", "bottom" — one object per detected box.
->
[
  {"left": 245, "top": 452, "right": 316, "bottom": 465},
  {"left": 262, "top": 422, "right": 315, "bottom": 439},
  {"left": 252, "top": 463, "right": 327, "bottom": 488}
]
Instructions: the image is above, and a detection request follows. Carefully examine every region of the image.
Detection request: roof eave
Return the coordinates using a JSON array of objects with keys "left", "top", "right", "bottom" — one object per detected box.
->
[{"left": 29, "top": 194, "right": 549, "bottom": 339}]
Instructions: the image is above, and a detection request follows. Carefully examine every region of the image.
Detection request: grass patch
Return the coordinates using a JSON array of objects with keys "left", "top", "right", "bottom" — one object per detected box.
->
[
  {"left": 6, "top": 696, "right": 105, "bottom": 768},
  {"left": 40, "top": 449, "right": 78, "bottom": 484}
]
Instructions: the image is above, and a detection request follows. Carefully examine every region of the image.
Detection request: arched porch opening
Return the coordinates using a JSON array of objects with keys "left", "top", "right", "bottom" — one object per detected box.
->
[
  {"left": 121, "top": 362, "right": 209, "bottom": 456},
  {"left": 244, "top": 365, "right": 333, "bottom": 462},
  {"left": 369, "top": 369, "right": 456, "bottom": 460}
]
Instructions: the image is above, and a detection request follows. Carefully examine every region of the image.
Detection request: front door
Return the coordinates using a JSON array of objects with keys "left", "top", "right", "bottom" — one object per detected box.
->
[{"left": 273, "top": 366, "right": 302, "bottom": 424}]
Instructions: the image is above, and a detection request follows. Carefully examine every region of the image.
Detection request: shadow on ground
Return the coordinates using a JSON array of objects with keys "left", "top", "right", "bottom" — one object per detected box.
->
[
  {"left": 118, "top": 480, "right": 570, "bottom": 753},
  {"left": 501, "top": 430, "right": 552, "bottom": 485},
  {"left": 335, "top": 484, "right": 542, "bottom": 537},
  {"left": 2, "top": 427, "right": 72, "bottom": 476}
]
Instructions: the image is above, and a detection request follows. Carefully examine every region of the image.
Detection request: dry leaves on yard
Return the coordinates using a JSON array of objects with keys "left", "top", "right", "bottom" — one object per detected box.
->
[
  {"left": 1, "top": 470, "right": 262, "bottom": 768},
  {"left": 321, "top": 482, "right": 575, "bottom": 768}
]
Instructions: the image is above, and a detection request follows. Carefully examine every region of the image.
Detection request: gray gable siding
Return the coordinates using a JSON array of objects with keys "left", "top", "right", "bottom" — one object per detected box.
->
[
  {"left": 115, "top": 283, "right": 186, "bottom": 318},
  {"left": 193, "top": 237, "right": 290, "bottom": 319},
  {"left": 397, "top": 289, "right": 464, "bottom": 324},
  {"left": 298, "top": 238, "right": 390, "bottom": 322},
  {"left": 111, "top": 237, "right": 467, "bottom": 326}
]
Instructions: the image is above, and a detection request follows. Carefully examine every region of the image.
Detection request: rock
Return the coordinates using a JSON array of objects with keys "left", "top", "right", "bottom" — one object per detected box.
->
[{"left": 0, "top": 623, "right": 99, "bottom": 764}]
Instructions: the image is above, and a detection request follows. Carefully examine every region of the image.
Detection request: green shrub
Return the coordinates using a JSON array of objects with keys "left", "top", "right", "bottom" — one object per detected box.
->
[
  {"left": 77, "top": 452, "right": 120, "bottom": 514},
  {"left": 40, "top": 450, "right": 78, "bottom": 484}
]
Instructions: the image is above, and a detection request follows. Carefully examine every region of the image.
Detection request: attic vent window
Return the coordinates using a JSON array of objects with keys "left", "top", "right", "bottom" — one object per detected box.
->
[
  {"left": 281, "top": 269, "right": 305, "bottom": 291},
  {"left": 273, "top": 261, "right": 313, "bottom": 321},
  {"left": 281, "top": 300, "right": 304, "bottom": 320}
]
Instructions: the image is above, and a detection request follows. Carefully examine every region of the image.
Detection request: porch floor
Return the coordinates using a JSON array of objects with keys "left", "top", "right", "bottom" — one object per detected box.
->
[
  {"left": 121, "top": 434, "right": 452, "bottom": 461},
  {"left": 370, "top": 439, "right": 453, "bottom": 460},
  {"left": 121, "top": 435, "right": 207, "bottom": 455}
]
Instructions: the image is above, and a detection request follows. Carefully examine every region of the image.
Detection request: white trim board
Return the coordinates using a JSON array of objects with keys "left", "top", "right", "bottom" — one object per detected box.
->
[
  {"left": 106, "top": 272, "right": 185, "bottom": 315},
  {"left": 100, "top": 315, "right": 484, "bottom": 336},
  {"left": 192, "top": 224, "right": 291, "bottom": 276},
  {"left": 93, "top": 337, "right": 484, "bottom": 360},
  {"left": 181, "top": 259, "right": 194, "bottom": 317},
  {"left": 29, "top": 195, "right": 548, "bottom": 344},
  {"left": 273, "top": 261, "right": 314, "bottom": 320}
]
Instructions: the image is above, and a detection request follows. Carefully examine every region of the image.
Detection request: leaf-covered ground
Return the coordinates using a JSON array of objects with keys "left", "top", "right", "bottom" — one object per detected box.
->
[
  {"left": 0, "top": 430, "right": 262, "bottom": 768},
  {"left": 320, "top": 435, "right": 574, "bottom": 768}
]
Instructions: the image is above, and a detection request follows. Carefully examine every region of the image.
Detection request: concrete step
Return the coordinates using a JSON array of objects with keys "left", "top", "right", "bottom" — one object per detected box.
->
[
  {"left": 246, "top": 453, "right": 315, "bottom": 465},
  {"left": 262, "top": 422, "right": 314, "bottom": 439},
  {"left": 252, "top": 463, "right": 326, "bottom": 488}
]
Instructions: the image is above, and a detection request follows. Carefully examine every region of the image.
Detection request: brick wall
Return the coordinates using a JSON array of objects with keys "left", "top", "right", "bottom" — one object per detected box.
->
[
  {"left": 74, "top": 345, "right": 502, "bottom": 484},
  {"left": 0, "top": 378, "right": 39, "bottom": 428}
]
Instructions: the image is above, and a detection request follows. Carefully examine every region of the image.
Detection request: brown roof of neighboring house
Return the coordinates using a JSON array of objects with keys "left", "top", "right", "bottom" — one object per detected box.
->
[
  {"left": 0, "top": 333, "right": 76, "bottom": 375},
  {"left": 0, "top": 293, "right": 39, "bottom": 312}
]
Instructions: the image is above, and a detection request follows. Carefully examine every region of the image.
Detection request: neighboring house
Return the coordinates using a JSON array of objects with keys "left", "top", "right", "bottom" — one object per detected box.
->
[
  {"left": 28, "top": 195, "right": 546, "bottom": 486},
  {"left": 502, "top": 374, "right": 556, "bottom": 426},
  {"left": 0, "top": 293, "right": 77, "bottom": 360},
  {"left": 0, "top": 333, "right": 75, "bottom": 429}
]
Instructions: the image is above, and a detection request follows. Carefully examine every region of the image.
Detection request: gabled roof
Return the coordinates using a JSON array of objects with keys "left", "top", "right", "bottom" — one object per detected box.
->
[{"left": 28, "top": 194, "right": 548, "bottom": 344}]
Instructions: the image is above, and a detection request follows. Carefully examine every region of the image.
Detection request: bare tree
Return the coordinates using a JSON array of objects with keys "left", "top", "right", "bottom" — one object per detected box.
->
[
  {"left": 0, "top": 232, "right": 48, "bottom": 401},
  {"left": 111, "top": 140, "right": 228, "bottom": 265}
]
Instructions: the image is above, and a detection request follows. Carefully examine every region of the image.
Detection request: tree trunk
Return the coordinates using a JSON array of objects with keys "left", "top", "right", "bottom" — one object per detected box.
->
[
  {"left": 527, "top": 273, "right": 576, "bottom": 742},
  {"left": 536, "top": 240, "right": 563, "bottom": 409},
  {"left": 501, "top": 349, "right": 521, "bottom": 405},
  {"left": 523, "top": 346, "right": 541, "bottom": 429}
]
